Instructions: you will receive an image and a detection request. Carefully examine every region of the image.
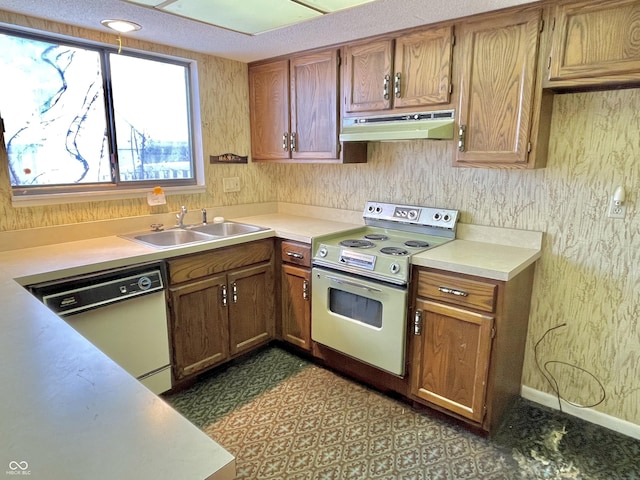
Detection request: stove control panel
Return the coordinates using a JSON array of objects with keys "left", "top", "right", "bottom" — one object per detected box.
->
[{"left": 364, "top": 201, "right": 459, "bottom": 231}]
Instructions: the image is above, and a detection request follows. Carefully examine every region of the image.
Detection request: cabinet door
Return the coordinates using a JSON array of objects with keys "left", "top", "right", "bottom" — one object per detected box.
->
[
  {"left": 343, "top": 39, "right": 393, "bottom": 113},
  {"left": 455, "top": 8, "right": 542, "bottom": 167},
  {"left": 394, "top": 26, "right": 453, "bottom": 108},
  {"left": 281, "top": 264, "right": 311, "bottom": 350},
  {"left": 290, "top": 50, "right": 339, "bottom": 160},
  {"left": 228, "top": 262, "right": 275, "bottom": 356},
  {"left": 169, "top": 275, "right": 229, "bottom": 380},
  {"left": 249, "top": 60, "right": 290, "bottom": 161},
  {"left": 411, "top": 299, "right": 493, "bottom": 423},
  {"left": 548, "top": 0, "right": 640, "bottom": 83}
]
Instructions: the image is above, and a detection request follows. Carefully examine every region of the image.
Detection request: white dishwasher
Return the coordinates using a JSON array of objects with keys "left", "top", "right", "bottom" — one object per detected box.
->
[{"left": 30, "top": 262, "right": 172, "bottom": 394}]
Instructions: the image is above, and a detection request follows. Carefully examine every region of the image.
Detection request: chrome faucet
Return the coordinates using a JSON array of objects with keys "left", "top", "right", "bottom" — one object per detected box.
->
[{"left": 176, "top": 205, "right": 188, "bottom": 228}]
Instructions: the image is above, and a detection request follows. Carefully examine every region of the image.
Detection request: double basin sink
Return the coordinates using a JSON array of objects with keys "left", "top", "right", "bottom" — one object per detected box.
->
[{"left": 122, "top": 221, "right": 268, "bottom": 249}]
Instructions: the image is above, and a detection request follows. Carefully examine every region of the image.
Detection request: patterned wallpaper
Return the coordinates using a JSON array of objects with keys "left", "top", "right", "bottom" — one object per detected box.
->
[
  {"left": 262, "top": 89, "right": 640, "bottom": 425},
  {"left": 0, "top": 11, "right": 277, "bottom": 231},
  {"left": 0, "top": 11, "right": 638, "bottom": 426}
]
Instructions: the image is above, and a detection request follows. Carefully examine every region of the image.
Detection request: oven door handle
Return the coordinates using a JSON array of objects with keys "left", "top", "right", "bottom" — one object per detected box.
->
[{"left": 325, "top": 275, "right": 382, "bottom": 293}]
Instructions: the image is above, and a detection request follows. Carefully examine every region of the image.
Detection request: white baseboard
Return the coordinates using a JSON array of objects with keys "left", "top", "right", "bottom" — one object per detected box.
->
[{"left": 521, "top": 386, "right": 640, "bottom": 440}]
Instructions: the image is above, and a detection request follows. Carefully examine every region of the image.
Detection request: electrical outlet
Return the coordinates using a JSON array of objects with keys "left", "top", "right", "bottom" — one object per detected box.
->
[
  {"left": 223, "top": 177, "right": 240, "bottom": 193},
  {"left": 607, "top": 198, "right": 626, "bottom": 219}
]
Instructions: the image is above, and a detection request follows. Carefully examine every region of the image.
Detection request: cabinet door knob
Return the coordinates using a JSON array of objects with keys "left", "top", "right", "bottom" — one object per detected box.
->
[
  {"left": 394, "top": 72, "right": 401, "bottom": 98},
  {"left": 383, "top": 74, "right": 390, "bottom": 100},
  {"left": 458, "top": 125, "right": 466, "bottom": 152},
  {"left": 414, "top": 309, "right": 422, "bottom": 336},
  {"left": 221, "top": 284, "right": 228, "bottom": 307},
  {"left": 290, "top": 132, "right": 297, "bottom": 152}
]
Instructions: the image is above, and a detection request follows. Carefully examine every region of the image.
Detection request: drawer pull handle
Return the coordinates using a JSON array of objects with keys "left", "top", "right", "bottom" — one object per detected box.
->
[
  {"left": 285, "top": 251, "right": 304, "bottom": 260},
  {"left": 439, "top": 286, "right": 468, "bottom": 297}
]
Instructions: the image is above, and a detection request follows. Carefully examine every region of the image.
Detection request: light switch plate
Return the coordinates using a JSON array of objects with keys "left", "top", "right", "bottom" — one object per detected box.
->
[{"left": 223, "top": 177, "right": 240, "bottom": 192}]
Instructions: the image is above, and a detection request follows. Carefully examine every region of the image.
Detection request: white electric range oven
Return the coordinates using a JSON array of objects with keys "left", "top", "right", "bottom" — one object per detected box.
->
[{"left": 311, "top": 201, "right": 459, "bottom": 376}]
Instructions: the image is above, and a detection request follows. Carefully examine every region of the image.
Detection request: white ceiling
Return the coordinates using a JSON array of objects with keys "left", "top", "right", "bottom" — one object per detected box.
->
[{"left": 0, "top": 0, "right": 535, "bottom": 63}]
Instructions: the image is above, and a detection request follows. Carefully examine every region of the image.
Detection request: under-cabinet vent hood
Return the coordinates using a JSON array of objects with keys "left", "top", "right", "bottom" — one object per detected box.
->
[{"left": 339, "top": 109, "right": 455, "bottom": 142}]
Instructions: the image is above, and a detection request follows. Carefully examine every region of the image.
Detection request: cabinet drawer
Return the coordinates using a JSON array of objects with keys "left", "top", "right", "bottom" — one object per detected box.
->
[
  {"left": 168, "top": 239, "right": 273, "bottom": 285},
  {"left": 280, "top": 240, "right": 311, "bottom": 267},
  {"left": 417, "top": 270, "right": 496, "bottom": 313}
]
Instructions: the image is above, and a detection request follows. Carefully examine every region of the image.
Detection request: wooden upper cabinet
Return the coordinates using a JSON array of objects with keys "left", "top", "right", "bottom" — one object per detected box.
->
[
  {"left": 455, "top": 7, "right": 549, "bottom": 169},
  {"left": 343, "top": 39, "right": 394, "bottom": 113},
  {"left": 290, "top": 50, "right": 339, "bottom": 160},
  {"left": 547, "top": 0, "right": 640, "bottom": 87},
  {"left": 249, "top": 60, "right": 290, "bottom": 161},
  {"left": 249, "top": 50, "right": 365, "bottom": 163},
  {"left": 393, "top": 26, "right": 453, "bottom": 109},
  {"left": 343, "top": 26, "right": 453, "bottom": 115}
]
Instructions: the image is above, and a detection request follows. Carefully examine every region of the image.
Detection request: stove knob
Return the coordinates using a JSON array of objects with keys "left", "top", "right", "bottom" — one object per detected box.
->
[
  {"left": 318, "top": 247, "right": 328, "bottom": 258},
  {"left": 407, "top": 210, "right": 418, "bottom": 220},
  {"left": 390, "top": 263, "right": 401, "bottom": 274}
]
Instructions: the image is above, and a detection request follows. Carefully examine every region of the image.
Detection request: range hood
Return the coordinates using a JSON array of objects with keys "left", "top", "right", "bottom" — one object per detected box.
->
[{"left": 339, "top": 109, "right": 455, "bottom": 142}]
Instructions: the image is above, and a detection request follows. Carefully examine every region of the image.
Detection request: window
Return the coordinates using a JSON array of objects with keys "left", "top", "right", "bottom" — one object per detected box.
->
[{"left": 0, "top": 28, "right": 201, "bottom": 202}]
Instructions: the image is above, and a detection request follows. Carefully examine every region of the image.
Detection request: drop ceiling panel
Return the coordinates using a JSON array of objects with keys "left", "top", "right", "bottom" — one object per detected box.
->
[
  {"left": 297, "top": 0, "right": 377, "bottom": 13},
  {"left": 142, "top": 0, "right": 325, "bottom": 34}
]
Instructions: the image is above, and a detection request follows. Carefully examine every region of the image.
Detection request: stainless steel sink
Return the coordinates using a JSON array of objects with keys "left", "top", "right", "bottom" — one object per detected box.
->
[
  {"left": 120, "top": 221, "right": 268, "bottom": 248},
  {"left": 128, "top": 229, "right": 217, "bottom": 248},
  {"left": 189, "top": 221, "right": 265, "bottom": 236}
]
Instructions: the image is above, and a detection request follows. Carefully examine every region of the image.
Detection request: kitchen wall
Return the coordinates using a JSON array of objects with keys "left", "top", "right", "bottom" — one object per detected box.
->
[
  {"left": 0, "top": 10, "right": 277, "bottom": 232},
  {"left": 263, "top": 88, "right": 640, "bottom": 427},
  {"left": 1, "top": 11, "right": 638, "bottom": 429}
]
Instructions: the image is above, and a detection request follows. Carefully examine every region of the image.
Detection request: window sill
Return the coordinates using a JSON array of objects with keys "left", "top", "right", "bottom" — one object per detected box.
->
[{"left": 11, "top": 184, "right": 207, "bottom": 208}]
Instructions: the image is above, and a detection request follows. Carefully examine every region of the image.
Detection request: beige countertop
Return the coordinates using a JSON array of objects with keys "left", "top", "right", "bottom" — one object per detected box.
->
[
  {"left": 411, "top": 223, "right": 543, "bottom": 281},
  {"left": 0, "top": 212, "right": 360, "bottom": 480},
  {"left": 411, "top": 240, "right": 541, "bottom": 281},
  {"left": 0, "top": 208, "right": 542, "bottom": 479}
]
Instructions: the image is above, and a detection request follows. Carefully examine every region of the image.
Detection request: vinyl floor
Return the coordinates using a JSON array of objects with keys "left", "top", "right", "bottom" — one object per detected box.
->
[{"left": 164, "top": 346, "right": 640, "bottom": 480}]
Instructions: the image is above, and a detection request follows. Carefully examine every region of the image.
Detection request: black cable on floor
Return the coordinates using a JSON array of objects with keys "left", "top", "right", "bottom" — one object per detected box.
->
[{"left": 534, "top": 323, "right": 606, "bottom": 413}]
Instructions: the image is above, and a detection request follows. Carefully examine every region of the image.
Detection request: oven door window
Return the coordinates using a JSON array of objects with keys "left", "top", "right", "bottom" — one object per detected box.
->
[{"left": 328, "top": 288, "right": 382, "bottom": 328}]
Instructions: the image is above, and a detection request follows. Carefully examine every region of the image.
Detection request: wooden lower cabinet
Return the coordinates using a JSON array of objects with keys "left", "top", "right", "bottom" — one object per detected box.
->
[
  {"left": 281, "top": 264, "right": 311, "bottom": 350},
  {"left": 279, "top": 240, "right": 312, "bottom": 351},
  {"left": 167, "top": 240, "right": 275, "bottom": 382},
  {"left": 228, "top": 263, "right": 275, "bottom": 356},
  {"left": 411, "top": 299, "right": 494, "bottom": 424},
  {"left": 409, "top": 266, "right": 535, "bottom": 434},
  {"left": 169, "top": 275, "right": 229, "bottom": 380}
]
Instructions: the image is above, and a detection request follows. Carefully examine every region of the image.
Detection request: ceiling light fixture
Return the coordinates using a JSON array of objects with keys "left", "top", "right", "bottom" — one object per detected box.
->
[{"left": 101, "top": 19, "right": 142, "bottom": 33}]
